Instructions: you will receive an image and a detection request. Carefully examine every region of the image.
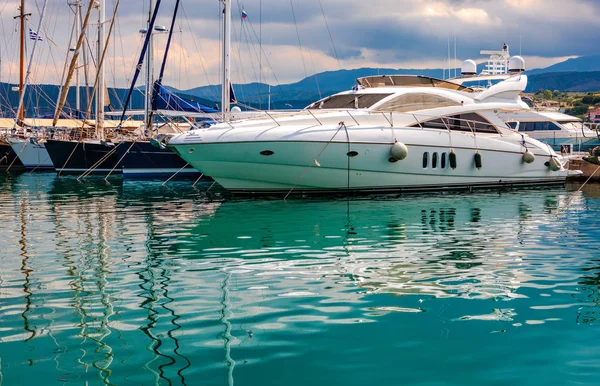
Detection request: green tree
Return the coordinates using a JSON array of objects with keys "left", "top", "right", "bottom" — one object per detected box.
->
[{"left": 543, "top": 90, "right": 553, "bottom": 100}]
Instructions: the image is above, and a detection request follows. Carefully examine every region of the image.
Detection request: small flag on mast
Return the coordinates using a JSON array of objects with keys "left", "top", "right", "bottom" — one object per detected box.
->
[
  {"left": 241, "top": 9, "right": 248, "bottom": 19},
  {"left": 29, "top": 28, "right": 43, "bottom": 41}
]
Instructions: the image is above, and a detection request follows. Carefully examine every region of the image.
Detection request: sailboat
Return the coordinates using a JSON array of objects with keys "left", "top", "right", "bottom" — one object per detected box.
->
[
  {"left": 112, "top": 0, "right": 218, "bottom": 179},
  {"left": 44, "top": 0, "right": 125, "bottom": 175},
  {"left": 0, "top": 139, "right": 25, "bottom": 171},
  {"left": 8, "top": 0, "right": 96, "bottom": 172},
  {"left": 1, "top": 0, "right": 36, "bottom": 173}
]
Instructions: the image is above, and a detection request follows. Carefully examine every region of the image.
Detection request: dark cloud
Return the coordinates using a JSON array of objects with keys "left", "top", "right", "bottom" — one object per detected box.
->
[{"left": 2, "top": 0, "right": 600, "bottom": 86}]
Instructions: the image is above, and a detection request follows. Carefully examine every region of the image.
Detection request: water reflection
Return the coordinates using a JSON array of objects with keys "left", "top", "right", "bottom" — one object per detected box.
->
[
  {"left": 0, "top": 174, "right": 599, "bottom": 385},
  {"left": 185, "top": 193, "right": 582, "bottom": 301}
]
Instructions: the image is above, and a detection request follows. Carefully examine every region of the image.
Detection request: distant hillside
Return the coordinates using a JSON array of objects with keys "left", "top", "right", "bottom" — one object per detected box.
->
[
  {"left": 0, "top": 82, "right": 147, "bottom": 118},
  {"left": 5, "top": 55, "right": 600, "bottom": 116},
  {"left": 180, "top": 69, "right": 600, "bottom": 108},
  {"left": 526, "top": 71, "right": 600, "bottom": 92},
  {"left": 181, "top": 67, "right": 451, "bottom": 109},
  {"left": 0, "top": 83, "right": 218, "bottom": 118},
  {"left": 527, "top": 56, "right": 600, "bottom": 75}
]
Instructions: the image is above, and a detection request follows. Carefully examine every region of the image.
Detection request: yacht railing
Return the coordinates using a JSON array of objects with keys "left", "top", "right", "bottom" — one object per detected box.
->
[{"left": 208, "top": 109, "right": 512, "bottom": 136}]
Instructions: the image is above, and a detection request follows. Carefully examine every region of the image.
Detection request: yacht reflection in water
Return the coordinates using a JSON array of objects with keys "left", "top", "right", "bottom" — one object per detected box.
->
[{"left": 187, "top": 191, "right": 589, "bottom": 302}]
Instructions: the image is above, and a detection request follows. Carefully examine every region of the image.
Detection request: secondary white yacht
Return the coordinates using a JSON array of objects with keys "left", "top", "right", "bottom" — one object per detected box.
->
[{"left": 499, "top": 111, "right": 598, "bottom": 153}]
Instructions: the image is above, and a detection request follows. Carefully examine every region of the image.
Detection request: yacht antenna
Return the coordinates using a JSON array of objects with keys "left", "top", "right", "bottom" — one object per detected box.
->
[
  {"left": 454, "top": 31, "right": 457, "bottom": 78},
  {"left": 480, "top": 43, "right": 510, "bottom": 75},
  {"left": 447, "top": 35, "right": 450, "bottom": 80}
]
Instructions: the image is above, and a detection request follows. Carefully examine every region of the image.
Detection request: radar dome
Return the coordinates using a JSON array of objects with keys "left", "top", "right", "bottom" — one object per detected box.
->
[
  {"left": 461, "top": 60, "right": 477, "bottom": 76},
  {"left": 509, "top": 56, "right": 525, "bottom": 73},
  {"left": 231, "top": 106, "right": 242, "bottom": 113}
]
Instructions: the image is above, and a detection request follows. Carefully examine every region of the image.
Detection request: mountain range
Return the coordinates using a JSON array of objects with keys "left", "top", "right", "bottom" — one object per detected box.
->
[
  {"left": 178, "top": 55, "right": 600, "bottom": 109},
  {"left": 3, "top": 55, "right": 600, "bottom": 116}
]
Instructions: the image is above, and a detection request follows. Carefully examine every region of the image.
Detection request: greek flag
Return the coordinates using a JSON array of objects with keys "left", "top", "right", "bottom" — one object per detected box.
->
[{"left": 29, "top": 28, "right": 43, "bottom": 41}]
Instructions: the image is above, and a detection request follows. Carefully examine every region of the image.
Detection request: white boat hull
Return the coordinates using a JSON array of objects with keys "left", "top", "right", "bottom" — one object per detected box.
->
[
  {"left": 8, "top": 138, "right": 54, "bottom": 170},
  {"left": 170, "top": 129, "right": 568, "bottom": 193}
]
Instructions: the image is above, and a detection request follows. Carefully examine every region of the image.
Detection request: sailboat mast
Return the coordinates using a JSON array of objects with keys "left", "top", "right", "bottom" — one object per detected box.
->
[
  {"left": 75, "top": 0, "right": 81, "bottom": 115},
  {"left": 53, "top": 0, "right": 95, "bottom": 127},
  {"left": 14, "top": 0, "right": 48, "bottom": 124},
  {"left": 80, "top": 4, "right": 91, "bottom": 118},
  {"left": 144, "top": 0, "right": 154, "bottom": 138},
  {"left": 96, "top": 0, "right": 105, "bottom": 139},
  {"left": 221, "top": 0, "right": 231, "bottom": 122},
  {"left": 18, "top": 0, "right": 26, "bottom": 121}
]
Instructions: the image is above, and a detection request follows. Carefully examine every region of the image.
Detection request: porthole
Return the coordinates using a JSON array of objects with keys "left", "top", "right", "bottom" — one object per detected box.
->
[
  {"left": 432, "top": 152, "right": 438, "bottom": 169},
  {"left": 422, "top": 152, "right": 429, "bottom": 168},
  {"left": 441, "top": 152, "right": 447, "bottom": 169},
  {"left": 188, "top": 148, "right": 195, "bottom": 154},
  {"left": 388, "top": 157, "right": 398, "bottom": 163},
  {"left": 260, "top": 150, "right": 275, "bottom": 156},
  {"left": 347, "top": 151, "right": 359, "bottom": 157}
]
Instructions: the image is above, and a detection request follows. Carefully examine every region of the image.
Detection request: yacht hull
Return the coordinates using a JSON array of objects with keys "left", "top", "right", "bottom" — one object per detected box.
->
[
  {"left": 8, "top": 138, "right": 54, "bottom": 170},
  {"left": 45, "top": 139, "right": 122, "bottom": 174},
  {"left": 0, "top": 142, "right": 25, "bottom": 171},
  {"left": 115, "top": 140, "right": 203, "bottom": 178},
  {"left": 170, "top": 135, "right": 568, "bottom": 194}
]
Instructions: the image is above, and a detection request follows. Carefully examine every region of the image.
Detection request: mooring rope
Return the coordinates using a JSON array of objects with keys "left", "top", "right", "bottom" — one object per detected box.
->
[
  {"left": 77, "top": 144, "right": 120, "bottom": 181},
  {"left": 105, "top": 140, "right": 136, "bottom": 181},
  {"left": 162, "top": 163, "right": 190, "bottom": 186},
  {"left": 556, "top": 163, "right": 600, "bottom": 214}
]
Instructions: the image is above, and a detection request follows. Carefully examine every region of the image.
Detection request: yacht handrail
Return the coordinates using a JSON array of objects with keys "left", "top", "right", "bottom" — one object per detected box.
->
[{"left": 205, "top": 109, "right": 512, "bottom": 136}]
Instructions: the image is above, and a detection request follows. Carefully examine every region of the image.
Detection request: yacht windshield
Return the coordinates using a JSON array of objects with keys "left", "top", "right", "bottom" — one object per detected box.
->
[
  {"left": 558, "top": 121, "right": 583, "bottom": 131},
  {"left": 373, "top": 93, "right": 460, "bottom": 113},
  {"left": 411, "top": 113, "right": 499, "bottom": 133},
  {"left": 356, "top": 75, "right": 474, "bottom": 92},
  {"left": 307, "top": 93, "right": 392, "bottom": 110}
]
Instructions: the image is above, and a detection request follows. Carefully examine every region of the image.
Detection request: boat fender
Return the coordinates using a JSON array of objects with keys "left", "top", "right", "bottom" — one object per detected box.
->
[
  {"left": 474, "top": 152, "right": 482, "bottom": 169},
  {"left": 390, "top": 141, "right": 408, "bottom": 161},
  {"left": 522, "top": 151, "right": 535, "bottom": 164},
  {"left": 150, "top": 138, "right": 167, "bottom": 150},
  {"left": 449, "top": 149, "right": 457, "bottom": 169},
  {"left": 100, "top": 140, "right": 115, "bottom": 148},
  {"left": 548, "top": 157, "right": 561, "bottom": 171}
]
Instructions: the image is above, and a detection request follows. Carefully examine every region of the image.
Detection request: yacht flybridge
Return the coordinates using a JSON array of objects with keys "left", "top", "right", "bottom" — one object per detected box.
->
[{"left": 168, "top": 70, "right": 573, "bottom": 194}]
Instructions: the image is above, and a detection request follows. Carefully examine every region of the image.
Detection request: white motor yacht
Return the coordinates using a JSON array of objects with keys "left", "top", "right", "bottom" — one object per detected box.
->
[
  {"left": 168, "top": 73, "right": 572, "bottom": 194},
  {"left": 500, "top": 110, "right": 598, "bottom": 153}
]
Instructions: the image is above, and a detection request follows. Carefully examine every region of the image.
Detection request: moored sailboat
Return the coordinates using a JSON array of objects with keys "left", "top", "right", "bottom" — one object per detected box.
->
[{"left": 113, "top": 0, "right": 212, "bottom": 179}]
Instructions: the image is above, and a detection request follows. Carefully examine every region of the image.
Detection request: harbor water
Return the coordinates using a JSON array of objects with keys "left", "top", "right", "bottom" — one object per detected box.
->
[{"left": 0, "top": 173, "right": 599, "bottom": 385}]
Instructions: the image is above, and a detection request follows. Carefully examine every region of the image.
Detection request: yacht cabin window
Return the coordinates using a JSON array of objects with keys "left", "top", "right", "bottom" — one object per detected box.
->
[
  {"left": 307, "top": 93, "right": 392, "bottom": 109},
  {"left": 559, "top": 121, "right": 583, "bottom": 130},
  {"left": 412, "top": 113, "right": 498, "bottom": 133},
  {"left": 520, "top": 121, "right": 562, "bottom": 131},
  {"left": 373, "top": 93, "right": 460, "bottom": 113}
]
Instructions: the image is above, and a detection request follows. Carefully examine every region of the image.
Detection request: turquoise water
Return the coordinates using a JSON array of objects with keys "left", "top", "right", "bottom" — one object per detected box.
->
[{"left": 0, "top": 174, "right": 599, "bottom": 386}]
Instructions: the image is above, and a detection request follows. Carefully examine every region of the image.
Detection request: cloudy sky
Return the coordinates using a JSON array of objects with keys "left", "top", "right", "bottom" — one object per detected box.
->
[{"left": 0, "top": 0, "right": 599, "bottom": 91}]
